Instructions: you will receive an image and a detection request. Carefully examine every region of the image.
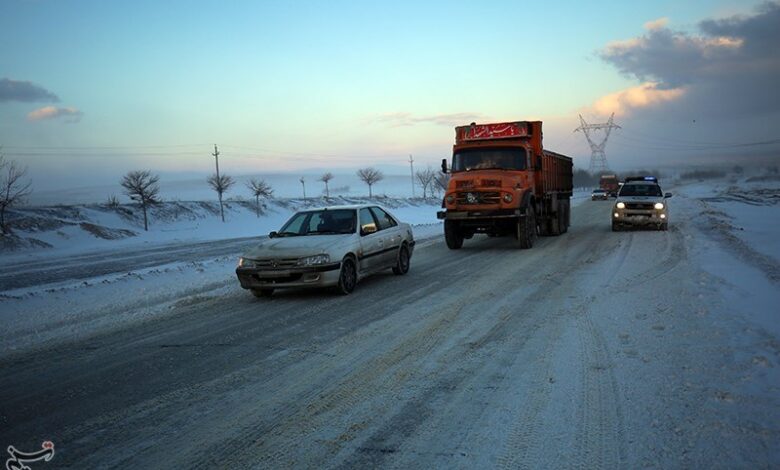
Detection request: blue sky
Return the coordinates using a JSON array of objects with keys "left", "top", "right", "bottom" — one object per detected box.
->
[{"left": 0, "top": 0, "right": 775, "bottom": 190}]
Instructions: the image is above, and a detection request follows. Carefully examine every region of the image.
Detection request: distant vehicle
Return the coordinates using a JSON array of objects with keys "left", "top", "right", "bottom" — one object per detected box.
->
[
  {"left": 437, "top": 120, "right": 573, "bottom": 249},
  {"left": 612, "top": 176, "right": 672, "bottom": 231},
  {"left": 591, "top": 188, "right": 609, "bottom": 200},
  {"left": 599, "top": 174, "right": 620, "bottom": 197},
  {"left": 236, "top": 205, "right": 415, "bottom": 297}
]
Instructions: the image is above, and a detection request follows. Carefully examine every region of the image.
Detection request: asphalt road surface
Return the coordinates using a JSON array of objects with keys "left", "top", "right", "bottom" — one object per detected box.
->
[{"left": 1, "top": 200, "right": 776, "bottom": 468}]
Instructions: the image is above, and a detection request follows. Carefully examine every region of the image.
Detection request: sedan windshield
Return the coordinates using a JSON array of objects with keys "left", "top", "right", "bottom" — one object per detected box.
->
[
  {"left": 278, "top": 209, "right": 357, "bottom": 236},
  {"left": 452, "top": 148, "right": 527, "bottom": 172},
  {"left": 619, "top": 184, "right": 663, "bottom": 197}
]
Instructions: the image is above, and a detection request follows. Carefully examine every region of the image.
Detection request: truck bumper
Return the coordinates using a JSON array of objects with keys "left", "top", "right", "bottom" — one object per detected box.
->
[{"left": 437, "top": 209, "right": 523, "bottom": 220}]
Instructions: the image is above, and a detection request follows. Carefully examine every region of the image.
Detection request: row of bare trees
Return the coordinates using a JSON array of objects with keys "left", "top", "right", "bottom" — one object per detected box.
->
[{"left": 120, "top": 170, "right": 275, "bottom": 231}]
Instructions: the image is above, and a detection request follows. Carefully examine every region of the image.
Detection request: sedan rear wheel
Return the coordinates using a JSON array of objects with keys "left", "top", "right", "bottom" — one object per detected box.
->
[
  {"left": 336, "top": 257, "right": 357, "bottom": 295},
  {"left": 392, "top": 244, "right": 410, "bottom": 275}
]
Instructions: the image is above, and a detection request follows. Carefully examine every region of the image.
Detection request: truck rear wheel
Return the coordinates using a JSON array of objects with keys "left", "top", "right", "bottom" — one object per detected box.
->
[
  {"left": 444, "top": 220, "right": 464, "bottom": 249},
  {"left": 516, "top": 210, "right": 536, "bottom": 249}
]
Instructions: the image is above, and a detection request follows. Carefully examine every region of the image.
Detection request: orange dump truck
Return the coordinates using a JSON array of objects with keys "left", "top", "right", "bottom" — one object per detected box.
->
[
  {"left": 599, "top": 174, "right": 620, "bottom": 197},
  {"left": 437, "top": 121, "right": 573, "bottom": 249}
]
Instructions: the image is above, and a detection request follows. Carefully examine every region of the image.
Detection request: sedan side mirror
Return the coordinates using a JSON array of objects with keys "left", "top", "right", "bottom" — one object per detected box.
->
[
  {"left": 269, "top": 231, "right": 278, "bottom": 238},
  {"left": 441, "top": 158, "right": 448, "bottom": 174},
  {"left": 361, "top": 223, "right": 378, "bottom": 236},
  {"left": 665, "top": 192, "right": 673, "bottom": 198}
]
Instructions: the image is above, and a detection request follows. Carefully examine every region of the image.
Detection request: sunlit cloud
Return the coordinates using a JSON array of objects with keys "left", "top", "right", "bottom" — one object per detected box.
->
[
  {"left": 368, "top": 112, "right": 488, "bottom": 128},
  {"left": 27, "top": 106, "right": 84, "bottom": 123},
  {"left": 590, "top": 82, "right": 684, "bottom": 117},
  {"left": 643, "top": 17, "right": 669, "bottom": 31}
]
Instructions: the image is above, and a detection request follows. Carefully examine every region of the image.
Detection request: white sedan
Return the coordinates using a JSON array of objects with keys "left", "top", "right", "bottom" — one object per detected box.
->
[{"left": 236, "top": 204, "right": 415, "bottom": 297}]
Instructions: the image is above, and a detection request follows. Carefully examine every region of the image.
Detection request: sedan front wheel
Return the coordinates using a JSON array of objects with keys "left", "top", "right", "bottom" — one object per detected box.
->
[
  {"left": 393, "top": 244, "right": 410, "bottom": 275},
  {"left": 336, "top": 257, "right": 357, "bottom": 295}
]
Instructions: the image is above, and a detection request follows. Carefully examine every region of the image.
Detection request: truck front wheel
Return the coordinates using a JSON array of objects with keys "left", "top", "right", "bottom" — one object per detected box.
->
[
  {"left": 444, "top": 220, "right": 464, "bottom": 249},
  {"left": 516, "top": 210, "right": 536, "bottom": 249}
]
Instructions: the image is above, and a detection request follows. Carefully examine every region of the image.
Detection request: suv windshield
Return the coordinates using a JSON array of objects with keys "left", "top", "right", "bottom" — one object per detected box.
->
[
  {"left": 278, "top": 209, "right": 357, "bottom": 236},
  {"left": 452, "top": 148, "right": 527, "bottom": 172},
  {"left": 619, "top": 184, "right": 663, "bottom": 197}
]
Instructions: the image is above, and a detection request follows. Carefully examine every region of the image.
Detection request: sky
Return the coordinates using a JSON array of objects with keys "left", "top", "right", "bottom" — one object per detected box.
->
[{"left": 1, "top": 0, "right": 778, "bottom": 193}]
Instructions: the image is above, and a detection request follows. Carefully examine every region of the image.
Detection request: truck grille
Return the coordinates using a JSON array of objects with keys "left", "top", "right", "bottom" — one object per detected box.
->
[
  {"left": 625, "top": 202, "right": 654, "bottom": 210},
  {"left": 456, "top": 191, "right": 501, "bottom": 205},
  {"left": 480, "top": 179, "right": 501, "bottom": 187}
]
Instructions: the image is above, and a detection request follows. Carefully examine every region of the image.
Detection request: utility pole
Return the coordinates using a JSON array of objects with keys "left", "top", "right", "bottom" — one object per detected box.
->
[
  {"left": 300, "top": 177, "right": 306, "bottom": 199},
  {"left": 212, "top": 144, "right": 220, "bottom": 180},
  {"left": 212, "top": 144, "right": 225, "bottom": 222},
  {"left": 409, "top": 154, "right": 415, "bottom": 197}
]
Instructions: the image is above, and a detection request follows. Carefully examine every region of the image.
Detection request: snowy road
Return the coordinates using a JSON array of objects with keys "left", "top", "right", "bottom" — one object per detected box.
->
[
  {"left": 0, "top": 236, "right": 259, "bottom": 291},
  {"left": 1, "top": 198, "right": 777, "bottom": 468}
]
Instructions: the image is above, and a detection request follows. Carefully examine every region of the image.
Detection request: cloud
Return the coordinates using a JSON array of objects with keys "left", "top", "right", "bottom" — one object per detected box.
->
[
  {"left": 27, "top": 106, "right": 83, "bottom": 123},
  {"left": 597, "top": 1, "right": 780, "bottom": 117},
  {"left": 643, "top": 17, "right": 669, "bottom": 31},
  {"left": 0, "top": 78, "right": 60, "bottom": 103},
  {"left": 591, "top": 82, "right": 685, "bottom": 117},
  {"left": 369, "top": 112, "right": 488, "bottom": 128}
]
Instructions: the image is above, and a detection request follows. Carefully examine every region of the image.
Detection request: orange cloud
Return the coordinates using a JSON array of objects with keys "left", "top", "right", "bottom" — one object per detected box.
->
[
  {"left": 590, "top": 82, "right": 684, "bottom": 117},
  {"left": 27, "top": 106, "right": 83, "bottom": 122},
  {"left": 643, "top": 17, "right": 669, "bottom": 31}
]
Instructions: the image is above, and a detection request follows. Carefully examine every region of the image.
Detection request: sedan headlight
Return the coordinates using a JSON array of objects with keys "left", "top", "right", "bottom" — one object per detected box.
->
[
  {"left": 297, "top": 254, "right": 330, "bottom": 266},
  {"left": 654, "top": 202, "right": 664, "bottom": 210},
  {"left": 616, "top": 202, "right": 625, "bottom": 209}
]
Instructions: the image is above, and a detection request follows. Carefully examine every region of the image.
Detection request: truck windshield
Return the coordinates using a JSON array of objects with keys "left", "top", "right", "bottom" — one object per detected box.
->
[{"left": 452, "top": 148, "right": 527, "bottom": 172}]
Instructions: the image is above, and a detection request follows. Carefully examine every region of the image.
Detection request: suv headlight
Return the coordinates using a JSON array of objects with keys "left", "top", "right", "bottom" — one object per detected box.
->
[
  {"left": 238, "top": 257, "right": 255, "bottom": 268},
  {"left": 297, "top": 254, "right": 330, "bottom": 266},
  {"left": 616, "top": 202, "right": 625, "bottom": 209},
  {"left": 654, "top": 202, "right": 664, "bottom": 210}
]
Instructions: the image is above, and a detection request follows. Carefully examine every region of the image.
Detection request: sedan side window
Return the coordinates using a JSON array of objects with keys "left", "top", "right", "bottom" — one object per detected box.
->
[
  {"left": 370, "top": 207, "right": 398, "bottom": 230},
  {"left": 359, "top": 208, "right": 379, "bottom": 236}
]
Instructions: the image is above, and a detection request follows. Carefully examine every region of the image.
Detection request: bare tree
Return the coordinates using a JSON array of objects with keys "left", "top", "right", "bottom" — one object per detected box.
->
[
  {"left": 120, "top": 170, "right": 160, "bottom": 231},
  {"left": 0, "top": 155, "right": 33, "bottom": 235},
  {"left": 356, "top": 167, "right": 384, "bottom": 198},
  {"left": 415, "top": 166, "right": 436, "bottom": 199},
  {"left": 207, "top": 173, "right": 235, "bottom": 222},
  {"left": 319, "top": 172, "right": 334, "bottom": 197},
  {"left": 247, "top": 178, "right": 273, "bottom": 218}
]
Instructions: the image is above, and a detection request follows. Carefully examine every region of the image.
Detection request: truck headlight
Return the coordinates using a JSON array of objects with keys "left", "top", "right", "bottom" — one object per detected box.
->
[
  {"left": 503, "top": 193, "right": 513, "bottom": 203},
  {"left": 297, "top": 254, "right": 330, "bottom": 266},
  {"left": 654, "top": 202, "right": 664, "bottom": 210},
  {"left": 446, "top": 195, "right": 455, "bottom": 204},
  {"left": 616, "top": 202, "right": 625, "bottom": 209}
]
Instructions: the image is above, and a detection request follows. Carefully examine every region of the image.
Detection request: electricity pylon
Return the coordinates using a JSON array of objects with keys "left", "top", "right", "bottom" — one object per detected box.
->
[{"left": 574, "top": 113, "right": 621, "bottom": 173}]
